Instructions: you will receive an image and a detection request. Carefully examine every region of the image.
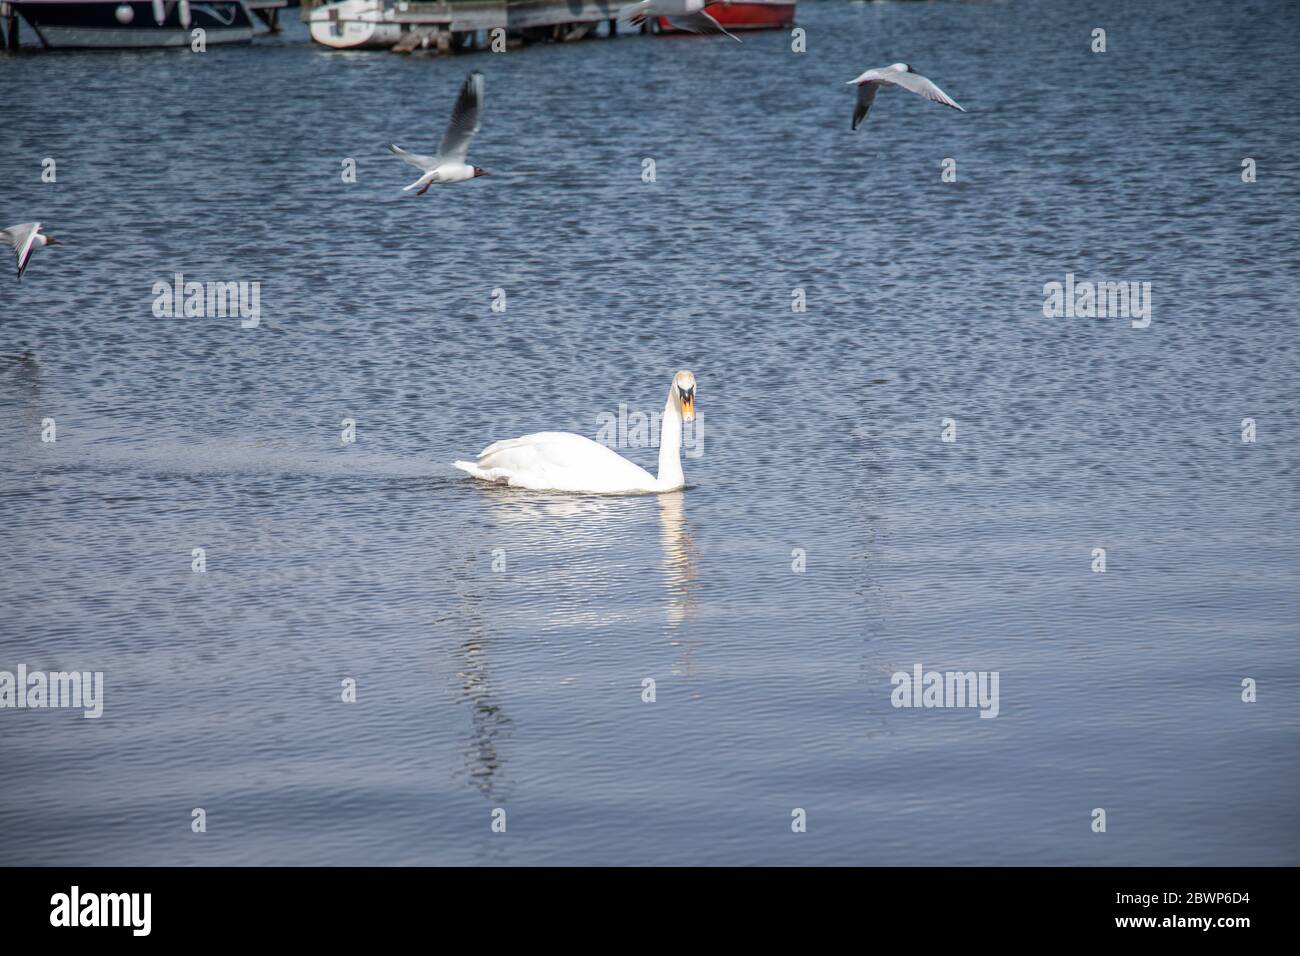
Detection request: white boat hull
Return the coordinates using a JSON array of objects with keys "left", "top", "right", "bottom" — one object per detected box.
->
[{"left": 308, "top": 0, "right": 402, "bottom": 49}]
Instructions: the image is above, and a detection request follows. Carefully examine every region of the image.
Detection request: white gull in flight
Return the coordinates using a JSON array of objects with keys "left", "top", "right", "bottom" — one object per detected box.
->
[
  {"left": 618, "top": 1, "right": 741, "bottom": 42},
  {"left": 1, "top": 223, "right": 61, "bottom": 282},
  {"left": 846, "top": 63, "right": 966, "bottom": 131},
  {"left": 388, "top": 71, "right": 490, "bottom": 195}
]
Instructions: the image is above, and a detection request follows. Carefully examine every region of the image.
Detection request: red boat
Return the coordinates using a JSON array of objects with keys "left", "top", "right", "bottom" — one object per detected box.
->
[{"left": 657, "top": 0, "right": 795, "bottom": 34}]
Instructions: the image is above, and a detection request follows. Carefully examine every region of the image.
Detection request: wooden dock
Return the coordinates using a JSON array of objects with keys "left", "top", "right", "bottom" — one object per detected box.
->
[
  {"left": 247, "top": 0, "right": 289, "bottom": 33},
  {"left": 389, "top": 1, "right": 505, "bottom": 53},
  {"left": 390, "top": 0, "right": 507, "bottom": 31},
  {"left": 508, "top": 0, "right": 618, "bottom": 33}
]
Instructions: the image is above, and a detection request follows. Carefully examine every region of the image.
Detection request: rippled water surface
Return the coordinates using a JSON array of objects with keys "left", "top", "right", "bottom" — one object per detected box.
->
[{"left": 1, "top": 0, "right": 1298, "bottom": 865}]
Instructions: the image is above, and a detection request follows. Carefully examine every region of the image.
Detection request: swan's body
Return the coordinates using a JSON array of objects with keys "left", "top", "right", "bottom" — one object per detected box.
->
[
  {"left": 388, "top": 71, "right": 490, "bottom": 195},
  {"left": 454, "top": 371, "right": 696, "bottom": 494},
  {"left": 618, "top": 0, "right": 740, "bottom": 42},
  {"left": 847, "top": 62, "right": 966, "bottom": 131},
  {"left": 2, "top": 222, "right": 60, "bottom": 281},
  {"left": 458, "top": 432, "right": 665, "bottom": 493}
]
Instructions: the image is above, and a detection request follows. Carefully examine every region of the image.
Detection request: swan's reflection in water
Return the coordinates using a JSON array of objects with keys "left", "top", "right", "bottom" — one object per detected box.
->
[
  {"left": 449, "top": 487, "right": 700, "bottom": 795},
  {"left": 458, "top": 629, "right": 512, "bottom": 799},
  {"left": 658, "top": 490, "right": 702, "bottom": 697},
  {"left": 657, "top": 491, "right": 697, "bottom": 630},
  {"left": 477, "top": 487, "right": 697, "bottom": 632},
  {"left": 448, "top": 553, "right": 513, "bottom": 801}
]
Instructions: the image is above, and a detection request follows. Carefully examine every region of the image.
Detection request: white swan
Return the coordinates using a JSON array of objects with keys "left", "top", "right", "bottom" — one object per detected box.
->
[{"left": 454, "top": 371, "right": 697, "bottom": 494}]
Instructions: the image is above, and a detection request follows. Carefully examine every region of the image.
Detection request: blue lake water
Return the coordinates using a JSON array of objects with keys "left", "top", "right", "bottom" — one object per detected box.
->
[{"left": 1, "top": 0, "right": 1297, "bottom": 865}]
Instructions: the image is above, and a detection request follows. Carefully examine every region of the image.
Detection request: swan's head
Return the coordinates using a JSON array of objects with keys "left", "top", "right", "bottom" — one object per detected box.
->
[{"left": 673, "top": 370, "right": 696, "bottom": 423}]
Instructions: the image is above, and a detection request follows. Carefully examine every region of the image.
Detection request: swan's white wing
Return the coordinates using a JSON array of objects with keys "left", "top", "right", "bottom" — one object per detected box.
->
[
  {"left": 455, "top": 431, "right": 657, "bottom": 493},
  {"left": 852, "top": 82, "right": 879, "bottom": 130},
  {"left": 665, "top": 11, "right": 741, "bottom": 41},
  {"left": 2, "top": 223, "right": 40, "bottom": 280},
  {"left": 476, "top": 431, "right": 590, "bottom": 461},
  {"left": 882, "top": 70, "right": 966, "bottom": 111},
  {"left": 438, "top": 71, "right": 484, "bottom": 165},
  {"left": 387, "top": 144, "right": 437, "bottom": 172}
]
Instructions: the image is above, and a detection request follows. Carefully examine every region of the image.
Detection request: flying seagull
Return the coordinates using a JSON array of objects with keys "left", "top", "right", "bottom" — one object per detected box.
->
[
  {"left": 618, "top": 1, "right": 741, "bottom": 42},
  {"left": 1, "top": 223, "right": 61, "bottom": 282},
  {"left": 846, "top": 63, "right": 966, "bottom": 131},
  {"left": 388, "top": 71, "right": 489, "bottom": 195}
]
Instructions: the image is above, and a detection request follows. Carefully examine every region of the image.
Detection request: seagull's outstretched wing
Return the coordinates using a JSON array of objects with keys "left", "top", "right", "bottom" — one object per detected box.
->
[
  {"left": 437, "top": 71, "right": 484, "bottom": 165},
  {"left": 847, "top": 68, "right": 888, "bottom": 86},
  {"left": 883, "top": 70, "right": 966, "bottom": 111},
  {"left": 617, "top": 0, "right": 653, "bottom": 24},
  {"left": 852, "top": 82, "right": 879, "bottom": 130},
  {"left": 666, "top": 11, "right": 741, "bottom": 41},
  {"left": 387, "top": 144, "right": 437, "bottom": 172},
  {"left": 1, "top": 223, "right": 39, "bottom": 281}
]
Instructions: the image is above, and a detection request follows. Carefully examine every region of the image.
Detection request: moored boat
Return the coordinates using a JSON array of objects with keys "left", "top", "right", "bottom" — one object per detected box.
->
[
  {"left": 10, "top": 0, "right": 257, "bottom": 48},
  {"left": 307, "top": 0, "right": 401, "bottom": 49},
  {"left": 657, "top": 0, "right": 793, "bottom": 33},
  {"left": 308, "top": 0, "right": 505, "bottom": 51}
]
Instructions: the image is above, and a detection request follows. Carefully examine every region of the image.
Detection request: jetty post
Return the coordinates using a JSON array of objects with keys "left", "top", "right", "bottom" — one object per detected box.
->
[
  {"left": 3, "top": 2, "right": 20, "bottom": 52},
  {"left": 247, "top": 0, "right": 287, "bottom": 32}
]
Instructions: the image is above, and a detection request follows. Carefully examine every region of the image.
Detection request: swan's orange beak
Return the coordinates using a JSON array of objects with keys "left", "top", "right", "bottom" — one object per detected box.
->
[{"left": 680, "top": 391, "right": 695, "bottom": 423}]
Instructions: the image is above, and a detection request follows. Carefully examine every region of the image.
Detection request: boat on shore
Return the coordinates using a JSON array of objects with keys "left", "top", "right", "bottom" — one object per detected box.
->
[
  {"left": 8, "top": 0, "right": 263, "bottom": 48},
  {"left": 656, "top": 0, "right": 793, "bottom": 34}
]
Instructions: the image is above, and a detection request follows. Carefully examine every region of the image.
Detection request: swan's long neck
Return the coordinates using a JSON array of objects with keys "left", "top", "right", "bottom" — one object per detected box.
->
[{"left": 657, "top": 386, "right": 684, "bottom": 490}]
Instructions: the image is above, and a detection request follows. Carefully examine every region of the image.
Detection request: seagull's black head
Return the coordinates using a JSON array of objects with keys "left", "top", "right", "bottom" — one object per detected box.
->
[
  {"left": 44, "top": 236, "right": 61, "bottom": 246},
  {"left": 473, "top": 166, "right": 490, "bottom": 178},
  {"left": 904, "top": 63, "right": 916, "bottom": 72}
]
